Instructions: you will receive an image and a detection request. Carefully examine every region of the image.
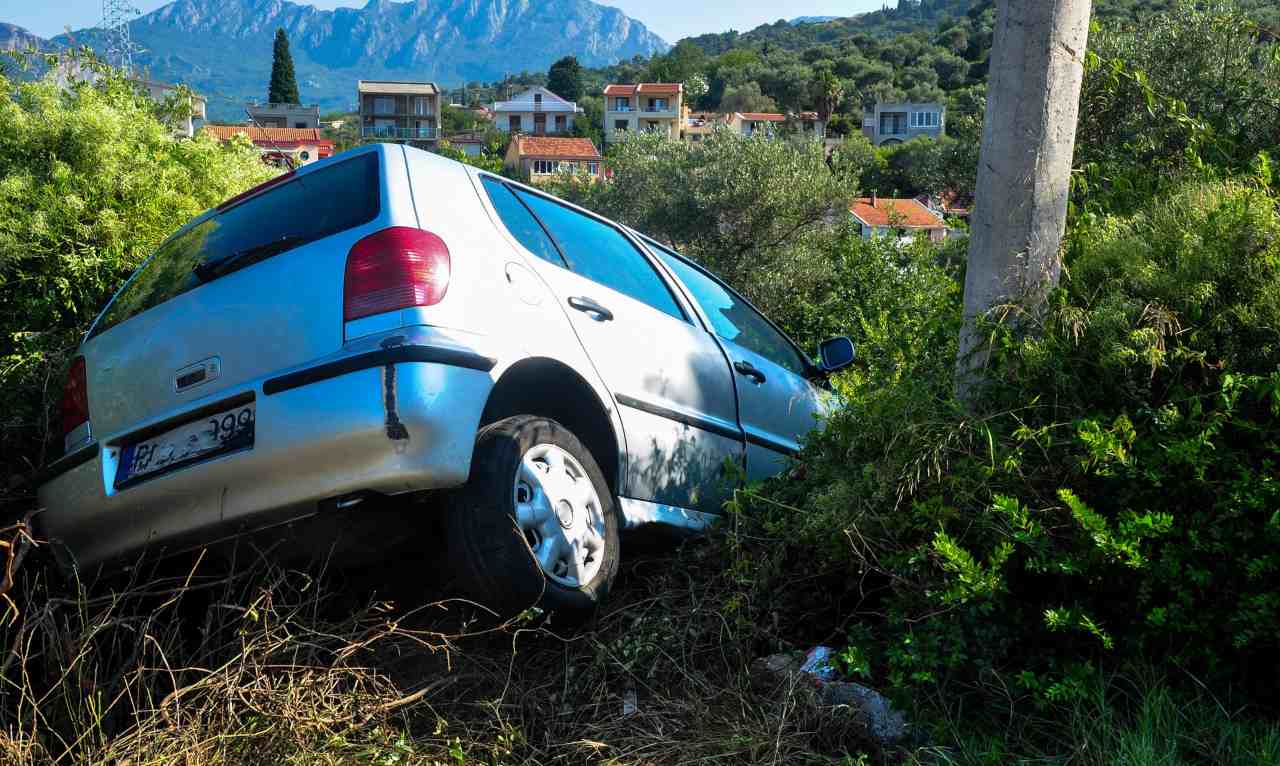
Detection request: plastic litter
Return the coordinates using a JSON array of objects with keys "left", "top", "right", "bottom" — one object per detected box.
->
[{"left": 799, "top": 645, "right": 839, "bottom": 682}]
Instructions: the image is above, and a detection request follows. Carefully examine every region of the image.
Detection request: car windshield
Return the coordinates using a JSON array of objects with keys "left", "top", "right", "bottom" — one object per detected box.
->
[{"left": 90, "top": 152, "right": 380, "bottom": 338}]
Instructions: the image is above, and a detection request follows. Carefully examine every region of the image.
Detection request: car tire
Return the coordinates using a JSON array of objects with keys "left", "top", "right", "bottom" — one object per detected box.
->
[{"left": 445, "top": 415, "right": 620, "bottom": 619}]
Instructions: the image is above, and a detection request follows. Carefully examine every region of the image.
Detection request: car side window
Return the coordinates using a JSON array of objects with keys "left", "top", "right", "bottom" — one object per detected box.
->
[
  {"left": 652, "top": 244, "right": 808, "bottom": 376},
  {"left": 480, "top": 177, "right": 566, "bottom": 267},
  {"left": 514, "top": 190, "right": 687, "bottom": 322}
]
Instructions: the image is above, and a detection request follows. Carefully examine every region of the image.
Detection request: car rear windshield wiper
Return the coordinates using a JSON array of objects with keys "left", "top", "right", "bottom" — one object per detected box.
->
[{"left": 192, "top": 234, "right": 308, "bottom": 283}]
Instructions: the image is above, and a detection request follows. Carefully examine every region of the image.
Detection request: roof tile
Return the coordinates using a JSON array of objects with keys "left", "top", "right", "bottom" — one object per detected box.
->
[
  {"left": 202, "top": 125, "right": 331, "bottom": 144},
  {"left": 849, "top": 197, "right": 945, "bottom": 229},
  {"left": 604, "top": 83, "right": 682, "bottom": 96},
  {"left": 513, "top": 135, "right": 601, "bottom": 160}
]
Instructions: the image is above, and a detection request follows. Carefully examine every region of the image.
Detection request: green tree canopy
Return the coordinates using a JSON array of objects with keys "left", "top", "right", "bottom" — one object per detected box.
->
[
  {"left": 268, "top": 28, "right": 300, "bottom": 104},
  {"left": 546, "top": 55, "right": 583, "bottom": 102},
  {"left": 719, "top": 82, "right": 777, "bottom": 114}
]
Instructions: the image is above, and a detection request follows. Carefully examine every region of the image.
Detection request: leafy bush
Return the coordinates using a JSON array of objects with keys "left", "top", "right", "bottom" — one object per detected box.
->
[
  {"left": 1075, "top": 1, "right": 1280, "bottom": 212},
  {"left": 735, "top": 175, "right": 1280, "bottom": 703},
  {"left": 0, "top": 63, "right": 271, "bottom": 476}
]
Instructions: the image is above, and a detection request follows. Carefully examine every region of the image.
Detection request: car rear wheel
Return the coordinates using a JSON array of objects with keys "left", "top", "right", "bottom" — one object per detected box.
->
[{"left": 445, "top": 415, "right": 620, "bottom": 618}]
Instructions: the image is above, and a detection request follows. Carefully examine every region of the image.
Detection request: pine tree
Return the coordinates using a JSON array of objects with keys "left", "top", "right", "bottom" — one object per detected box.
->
[
  {"left": 547, "top": 56, "right": 583, "bottom": 102},
  {"left": 267, "top": 28, "right": 300, "bottom": 104}
]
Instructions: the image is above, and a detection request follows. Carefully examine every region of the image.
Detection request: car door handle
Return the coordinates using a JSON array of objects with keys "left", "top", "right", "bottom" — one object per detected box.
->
[
  {"left": 568, "top": 296, "right": 614, "bottom": 321},
  {"left": 734, "top": 360, "right": 767, "bottom": 384}
]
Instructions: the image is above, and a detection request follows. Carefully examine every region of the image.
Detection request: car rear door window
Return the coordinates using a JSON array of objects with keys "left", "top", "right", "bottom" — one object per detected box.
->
[
  {"left": 513, "top": 190, "right": 686, "bottom": 322},
  {"left": 92, "top": 152, "right": 380, "bottom": 338},
  {"left": 651, "top": 243, "right": 808, "bottom": 375},
  {"left": 479, "top": 176, "right": 566, "bottom": 267}
]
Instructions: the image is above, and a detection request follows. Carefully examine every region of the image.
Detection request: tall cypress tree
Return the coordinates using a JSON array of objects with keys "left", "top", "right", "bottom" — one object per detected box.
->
[{"left": 267, "top": 28, "right": 300, "bottom": 104}]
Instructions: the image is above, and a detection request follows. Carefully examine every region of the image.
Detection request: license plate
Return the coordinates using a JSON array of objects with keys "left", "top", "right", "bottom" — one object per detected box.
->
[{"left": 116, "top": 401, "right": 255, "bottom": 486}]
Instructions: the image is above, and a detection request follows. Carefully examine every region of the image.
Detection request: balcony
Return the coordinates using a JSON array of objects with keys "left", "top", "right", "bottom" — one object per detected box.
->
[
  {"left": 608, "top": 105, "right": 635, "bottom": 113},
  {"left": 641, "top": 106, "right": 675, "bottom": 115},
  {"left": 362, "top": 126, "right": 438, "bottom": 140}
]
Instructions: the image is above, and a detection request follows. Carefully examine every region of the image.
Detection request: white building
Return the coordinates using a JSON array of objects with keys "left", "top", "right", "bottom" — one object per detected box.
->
[
  {"left": 862, "top": 102, "right": 946, "bottom": 146},
  {"left": 604, "top": 83, "right": 683, "bottom": 143},
  {"left": 492, "top": 86, "right": 583, "bottom": 135},
  {"left": 245, "top": 102, "right": 320, "bottom": 129}
]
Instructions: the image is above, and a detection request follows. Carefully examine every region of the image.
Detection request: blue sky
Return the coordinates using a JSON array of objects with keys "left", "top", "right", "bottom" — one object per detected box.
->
[{"left": 2, "top": 1, "right": 884, "bottom": 43}]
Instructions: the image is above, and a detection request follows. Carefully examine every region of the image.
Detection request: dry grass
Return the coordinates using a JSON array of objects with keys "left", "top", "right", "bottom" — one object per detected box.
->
[{"left": 0, "top": 523, "right": 881, "bottom": 766}]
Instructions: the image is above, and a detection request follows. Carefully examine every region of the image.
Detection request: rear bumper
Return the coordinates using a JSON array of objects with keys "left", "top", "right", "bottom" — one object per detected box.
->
[{"left": 36, "top": 336, "right": 496, "bottom": 570}]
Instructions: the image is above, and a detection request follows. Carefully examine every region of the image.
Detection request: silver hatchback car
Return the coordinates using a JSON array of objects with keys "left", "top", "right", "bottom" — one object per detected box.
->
[{"left": 38, "top": 144, "right": 854, "bottom": 613}]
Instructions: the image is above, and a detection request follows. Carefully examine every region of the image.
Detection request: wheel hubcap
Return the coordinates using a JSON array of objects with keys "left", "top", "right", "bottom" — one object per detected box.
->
[{"left": 513, "top": 443, "right": 606, "bottom": 588}]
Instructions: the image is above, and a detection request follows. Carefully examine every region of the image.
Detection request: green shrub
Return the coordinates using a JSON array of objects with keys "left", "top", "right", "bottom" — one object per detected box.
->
[
  {"left": 735, "top": 176, "right": 1280, "bottom": 703},
  {"left": 0, "top": 62, "right": 272, "bottom": 477}
]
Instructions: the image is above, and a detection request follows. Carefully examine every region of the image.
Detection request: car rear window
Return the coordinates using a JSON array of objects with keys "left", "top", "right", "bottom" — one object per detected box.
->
[{"left": 91, "top": 152, "right": 381, "bottom": 338}]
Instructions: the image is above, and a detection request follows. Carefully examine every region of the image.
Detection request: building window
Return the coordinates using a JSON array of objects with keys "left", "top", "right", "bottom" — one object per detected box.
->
[
  {"left": 534, "top": 92, "right": 543, "bottom": 105},
  {"left": 555, "top": 115, "right": 566, "bottom": 131},
  {"left": 532, "top": 159, "right": 556, "bottom": 174},
  {"left": 374, "top": 96, "right": 395, "bottom": 115},
  {"left": 614, "top": 120, "right": 628, "bottom": 132},
  {"left": 509, "top": 115, "right": 521, "bottom": 132},
  {"left": 414, "top": 97, "right": 430, "bottom": 116},
  {"left": 587, "top": 162, "right": 599, "bottom": 175},
  {"left": 911, "top": 111, "right": 940, "bottom": 128},
  {"left": 300, "top": 150, "right": 311, "bottom": 162},
  {"left": 295, "top": 121, "right": 306, "bottom": 129},
  {"left": 647, "top": 98, "right": 666, "bottom": 111},
  {"left": 614, "top": 97, "right": 629, "bottom": 111},
  {"left": 880, "top": 112, "right": 907, "bottom": 135}
]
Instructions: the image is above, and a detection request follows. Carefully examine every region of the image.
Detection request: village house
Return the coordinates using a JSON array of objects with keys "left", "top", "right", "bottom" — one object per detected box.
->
[
  {"left": 504, "top": 135, "right": 602, "bottom": 183},
  {"left": 849, "top": 195, "right": 947, "bottom": 243},
  {"left": 202, "top": 125, "right": 334, "bottom": 167},
  {"left": 357, "top": 80, "right": 441, "bottom": 147},
  {"left": 728, "top": 112, "right": 787, "bottom": 138},
  {"left": 445, "top": 133, "right": 487, "bottom": 158},
  {"left": 683, "top": 110, "right": 827, "bottom": 143},
  {"left": 862, "top": 101, "right": 946, "bottom": 146},
  {"left": 244, "top": 102, "right": 320, "bottom": 129},
  {"left": 794, "top": 111, "right": 827, "bottom": 140},
  {"left": 491, "top": 86, "right": 583, "bottom": 135},
  {"left": 604, "top": 83, "right": 683, "bottom": 143},
  {"left": 680, "top": 110, "right": 723, "bottom": 142},
  {"left": 131, "top": 77, "right": 208, "bottom": 137}
]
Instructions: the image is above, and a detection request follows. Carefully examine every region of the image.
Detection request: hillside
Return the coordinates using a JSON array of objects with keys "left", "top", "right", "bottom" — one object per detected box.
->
[
  {"left": 685, "top": 0, "right": 1279, "bottom": 55},
  {"left": 0, "top": 22, "right": 45, "bottom": 52},
  {"left": 46, "top": 0, "right": 668, "bottom": 119}
]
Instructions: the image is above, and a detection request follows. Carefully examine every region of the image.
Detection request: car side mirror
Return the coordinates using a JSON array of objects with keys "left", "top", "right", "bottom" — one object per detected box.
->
[{"left": 818, "top": 336, "right": 856, "bottom": 373}]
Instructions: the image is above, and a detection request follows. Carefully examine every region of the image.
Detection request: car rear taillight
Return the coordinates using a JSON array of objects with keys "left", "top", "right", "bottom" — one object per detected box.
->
[
  {"left": 60, "top": 355, "right": 89, "bottom": 443},
  {"left": 343, "top": 227, "right": 451, "bottom": 322}
]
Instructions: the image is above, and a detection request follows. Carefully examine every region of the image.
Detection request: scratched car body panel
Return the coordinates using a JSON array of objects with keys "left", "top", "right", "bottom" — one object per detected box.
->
[{"left": 37, "top": 143, "right": 843, "bottom": 572}]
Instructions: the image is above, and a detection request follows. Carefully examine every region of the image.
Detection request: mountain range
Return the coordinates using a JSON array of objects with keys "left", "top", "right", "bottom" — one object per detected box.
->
[
  {"left": 3, "top": 0, "right": 668, "bottom": 119},
  {"left": 1, "top": 21, "right": 46, "bottom": 52}
]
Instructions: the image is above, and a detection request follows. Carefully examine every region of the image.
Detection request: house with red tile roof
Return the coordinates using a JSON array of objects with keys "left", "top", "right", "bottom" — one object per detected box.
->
[
  {"left": 849, "top": 195, "right": 947, "bottom": 243},
  {"left": 604, "top": 83, "right": 683, "bottom": 143},
  {"left": 795, "top": 111, "right": 827, "bottom": 140},
  {"left": 202, "top": 125, "right": 334, "bottom": 167},
  {"left": 504, "top": 135, "right": 602, "bottom": 183}
]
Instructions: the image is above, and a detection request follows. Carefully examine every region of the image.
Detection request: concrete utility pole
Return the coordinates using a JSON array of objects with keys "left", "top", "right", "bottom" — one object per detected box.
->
[{"left": 956, "top": 0, "right": 1093, "bottom": 396}]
